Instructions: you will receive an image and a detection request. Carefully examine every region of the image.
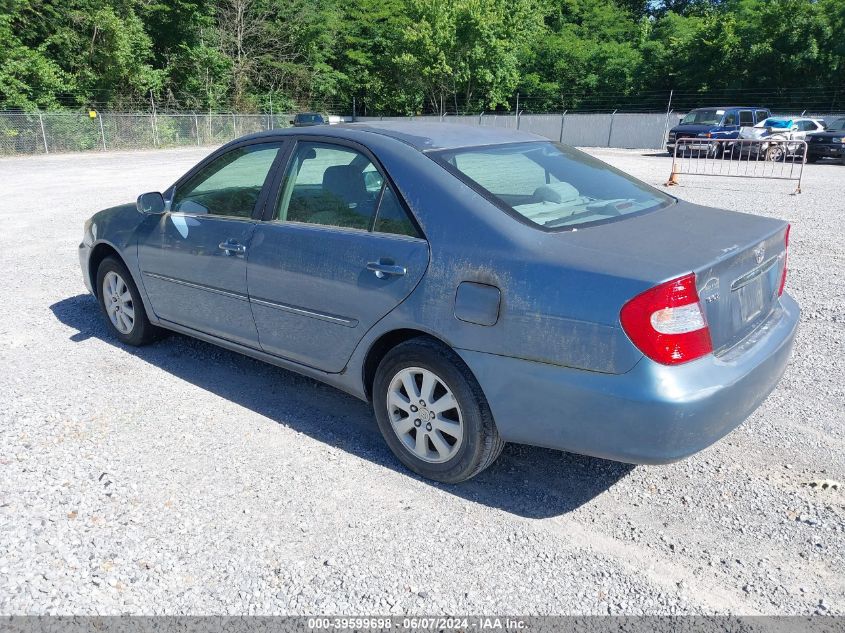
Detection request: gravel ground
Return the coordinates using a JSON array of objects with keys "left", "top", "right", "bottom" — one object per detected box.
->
[{"left": 0, "top": 145, "right": 843, "bottom": 616}]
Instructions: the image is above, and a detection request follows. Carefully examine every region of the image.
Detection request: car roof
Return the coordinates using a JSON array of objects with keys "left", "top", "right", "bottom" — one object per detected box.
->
[
  {"left": 691, "top": 106, "right": 768, "bottom": 111},
  {"left": 236, "top": 121, "right": 546, "bottom": 152},
  {"left": 339, "top": 121, "right": 545, "bottom": 151}
]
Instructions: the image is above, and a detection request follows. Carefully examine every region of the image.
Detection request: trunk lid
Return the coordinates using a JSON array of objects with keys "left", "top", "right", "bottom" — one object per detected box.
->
[
  {"left": 696, "top": 228, "right": 786, "bottom": 355},
  {"left": 554, "top": 201, "right": 789, "bottom": 356}
]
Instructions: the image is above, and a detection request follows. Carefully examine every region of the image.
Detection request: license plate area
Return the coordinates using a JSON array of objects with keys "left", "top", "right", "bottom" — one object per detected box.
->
[{"left": 736, "top": 276, "right": 765, "bottom": 323}]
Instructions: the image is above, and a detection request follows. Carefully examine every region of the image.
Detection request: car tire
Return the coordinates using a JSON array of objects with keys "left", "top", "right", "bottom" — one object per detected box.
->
[
  {"left": 96, "top": 256, "right": 161, "bottom": 346},
  {"left": 805, "top": 155, "right": 818, "bottom": 163},
  {"left": 766, "top": 143, "right": 786, "bottom": 162},
  {"left": 372, "top": 337, "right": 505, "bottom": 483}
]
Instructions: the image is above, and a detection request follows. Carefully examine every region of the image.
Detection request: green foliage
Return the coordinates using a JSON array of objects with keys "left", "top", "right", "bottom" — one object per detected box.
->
[{"left": 0, "top": 0, "right": 843, "bottom": 113}]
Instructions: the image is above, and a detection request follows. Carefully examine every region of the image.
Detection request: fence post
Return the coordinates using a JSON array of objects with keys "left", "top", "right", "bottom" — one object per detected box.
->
[
  {"left": 606, "top": 109, "right": 617, "bottom": 147},
  {"left": 479, "top": 111, "right": 483, "bottom": 125},
  {"left": 194, "top": 112, "right": 200, "bottom": 145},
  {"left": 232, "top": 113, "right": 237, "bottom": 138},
  {"left": 38, "top": 112, "right": 48, "bottom": 154},
  {"left": 559, "top": 110, "right": 567, "bottom": 143},
  {"left": 150, "top": 91, "right": 159, "bottom": 147},
  {"left": 98, "top": 113, "right": 107, "bottom": 151},
  {"left": 662, "top": 89, "right": 674, "bottom": 150}
]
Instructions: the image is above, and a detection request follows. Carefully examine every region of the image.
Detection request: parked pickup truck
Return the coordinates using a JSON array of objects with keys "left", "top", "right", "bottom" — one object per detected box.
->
[{"left": 667, "top": 107, "right": 771, "bottom": 157}]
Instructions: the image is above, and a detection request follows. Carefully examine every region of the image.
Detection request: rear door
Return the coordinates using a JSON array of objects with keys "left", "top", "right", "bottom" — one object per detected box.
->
[
  {"left": 247, "top": 138, "right": 429, "bottom": 372},
  {"left": 137, "top": 141, "right": 285, "bottom": 346}
]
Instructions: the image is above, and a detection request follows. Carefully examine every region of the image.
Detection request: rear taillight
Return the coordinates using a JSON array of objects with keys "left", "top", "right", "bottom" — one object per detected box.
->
[
  {"left": 778, "top": 224, "right": 790, "bottom": 296},
  {"left": 620, "top": 273, "right": 713, "bottom": 365}
]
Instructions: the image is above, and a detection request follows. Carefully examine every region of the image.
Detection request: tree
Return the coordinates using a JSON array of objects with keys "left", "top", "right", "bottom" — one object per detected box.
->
[{"left": 396, "top": 0, "right": 543, "bottom": 113}]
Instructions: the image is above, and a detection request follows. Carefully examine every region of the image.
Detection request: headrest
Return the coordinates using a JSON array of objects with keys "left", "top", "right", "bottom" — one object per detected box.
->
[{"left": 533, "top": 182, "right": 580, "bottom": 204}]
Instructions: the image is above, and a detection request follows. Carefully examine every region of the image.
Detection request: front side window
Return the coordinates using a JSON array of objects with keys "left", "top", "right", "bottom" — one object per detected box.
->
[
  {"left": 172, "top": 143, "right": 281, "bottom": 217},
  {"left": 434, "top": 142, "right": 673, "bottom": 230},
  {"left": 723, "top": 112, "right": 737, "bottom": 126}
]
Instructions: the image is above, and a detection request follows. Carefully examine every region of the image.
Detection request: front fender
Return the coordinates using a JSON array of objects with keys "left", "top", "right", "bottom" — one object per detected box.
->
[{"left": 80, "top": 204, "right": 159, "bottom": 324}]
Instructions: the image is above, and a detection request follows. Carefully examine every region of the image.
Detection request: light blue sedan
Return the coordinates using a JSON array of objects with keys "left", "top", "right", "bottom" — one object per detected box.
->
[{"left": 79, "top": 122, "right": 799, "bottom": 482}]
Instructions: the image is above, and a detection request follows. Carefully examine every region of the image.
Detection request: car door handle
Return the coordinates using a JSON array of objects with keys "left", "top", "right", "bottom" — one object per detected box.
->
[
  {"left": 366, "top": 261, "right": 407, "bottom": 279},
  {"left": 219, "top": 240, "right": 246, "bottom": 255}
]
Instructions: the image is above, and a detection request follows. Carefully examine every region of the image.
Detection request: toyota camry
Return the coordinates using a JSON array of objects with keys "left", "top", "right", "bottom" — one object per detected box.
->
[{"left": 79, "top": 122, "right": 799, "bottom": 482}]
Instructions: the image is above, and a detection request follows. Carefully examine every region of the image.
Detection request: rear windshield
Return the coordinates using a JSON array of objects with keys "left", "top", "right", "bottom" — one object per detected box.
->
[
  {"left": 297, "top": 114, "right": 323, "bottom": 123},
  {"left": 433, "top": 142, "right": 673, "bottom": 230},
  {"left": 680, "top": 109, "right": 723, "bottom": 125}
]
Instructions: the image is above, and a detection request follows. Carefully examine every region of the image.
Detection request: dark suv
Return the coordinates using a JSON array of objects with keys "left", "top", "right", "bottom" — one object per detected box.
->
[
  {"left": 806, "top": 118, "right": 845, "bottom": 163},
  {"left": 667, "top": 107, "right": 771, "bottom": 157},
  {"left": 291, "top": 112, "right": 326, "bottom": 127}
]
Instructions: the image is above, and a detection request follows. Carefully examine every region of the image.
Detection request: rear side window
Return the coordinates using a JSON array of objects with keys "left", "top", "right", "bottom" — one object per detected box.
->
[
  {"left": 739, "top": 110, "right": 754, "bottom": 126},
  {"left": 275, "top": 141, "right": 420, "bottom": 237},
  {"left": 755, "top": 110, "right": 770, "bottom": 123},
  {"left": 276, "top": 142, "right": 377, "bottom": 230},
  {"left": 435, "top": 142, "right": 673, "bottom": 230},
  {"left": 374, "top": 186, "right": 419, "bottom": 237}
]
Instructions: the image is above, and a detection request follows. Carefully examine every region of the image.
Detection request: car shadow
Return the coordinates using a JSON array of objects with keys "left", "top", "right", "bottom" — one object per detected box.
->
[{"left": 50, "top": 294, "right": 634, "bottom": 519}]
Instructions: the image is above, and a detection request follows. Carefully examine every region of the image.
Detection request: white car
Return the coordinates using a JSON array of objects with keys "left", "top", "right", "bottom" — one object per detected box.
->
[{"left": 736, "top": 117, "right": 826, "bottom": 161}]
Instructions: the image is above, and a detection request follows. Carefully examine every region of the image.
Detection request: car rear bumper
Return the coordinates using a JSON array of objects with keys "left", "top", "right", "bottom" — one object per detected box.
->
[{"left": 458, "top": 293, "right": 799, "bottom": 464}]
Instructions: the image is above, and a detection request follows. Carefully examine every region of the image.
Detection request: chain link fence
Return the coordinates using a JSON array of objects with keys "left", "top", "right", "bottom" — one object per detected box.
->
[
  {"left": 0, "top": 112, "right": 299, "bottom": 155},
  {"left": 4, "top": 110, "right": 844, "bottom": 156},
  {"left": 357, "top": 112, "right": 676, "bottom": 149},
  {"left": 359, "top": 111, "right": 845, "bottom": 151}
]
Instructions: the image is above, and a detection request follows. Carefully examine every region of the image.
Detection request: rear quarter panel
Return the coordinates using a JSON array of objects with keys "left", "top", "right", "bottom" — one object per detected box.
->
[{"left": 358, "top": 136, "right": 646, "bottom": 375}]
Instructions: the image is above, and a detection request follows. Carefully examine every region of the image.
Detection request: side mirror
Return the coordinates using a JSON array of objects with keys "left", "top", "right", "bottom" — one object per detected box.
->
[{"left": 136, "top": 191, "right": 166, "bottom": 215}]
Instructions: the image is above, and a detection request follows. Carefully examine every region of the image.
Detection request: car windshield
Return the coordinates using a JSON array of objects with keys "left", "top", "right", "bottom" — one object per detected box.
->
[
  {"left": 826, "top": 118, "right": 845, "bottom": 131},
  {"left": 758, "top": 118, "right": 791, "bottom": 129},
  {"left": 680, "top": 109, "right": 723, "bottom": 125},
  {"left": 434, "top": 142, "right": 673, "bottom": 230}
]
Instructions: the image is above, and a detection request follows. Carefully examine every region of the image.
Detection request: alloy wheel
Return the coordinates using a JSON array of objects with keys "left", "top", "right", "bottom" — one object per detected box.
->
[
  {"left": 102, "top": 270, "right": 135, "bottom": 334},
  {"left": 386, "top": 366, "right": 464, "bottom": 463}
]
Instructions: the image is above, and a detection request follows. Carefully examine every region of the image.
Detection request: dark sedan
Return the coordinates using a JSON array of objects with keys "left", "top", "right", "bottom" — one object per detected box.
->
[
  {"left": 291, "top": 112, "right": 326, "bottom": 127},
  {"left": 806, "top": 118, "right": 845, "bottom": 163},
  {"left": 79, "top": 123, "right": 799, "bottom": 482}
]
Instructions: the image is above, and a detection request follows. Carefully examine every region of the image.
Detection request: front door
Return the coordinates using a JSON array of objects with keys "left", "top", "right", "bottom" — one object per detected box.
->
[
  {"left": 247, "top": 139, "right": 429, "bottom": 372},
  {"left": 137, "top": 141, "right": 284, "bottom": 346}
]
